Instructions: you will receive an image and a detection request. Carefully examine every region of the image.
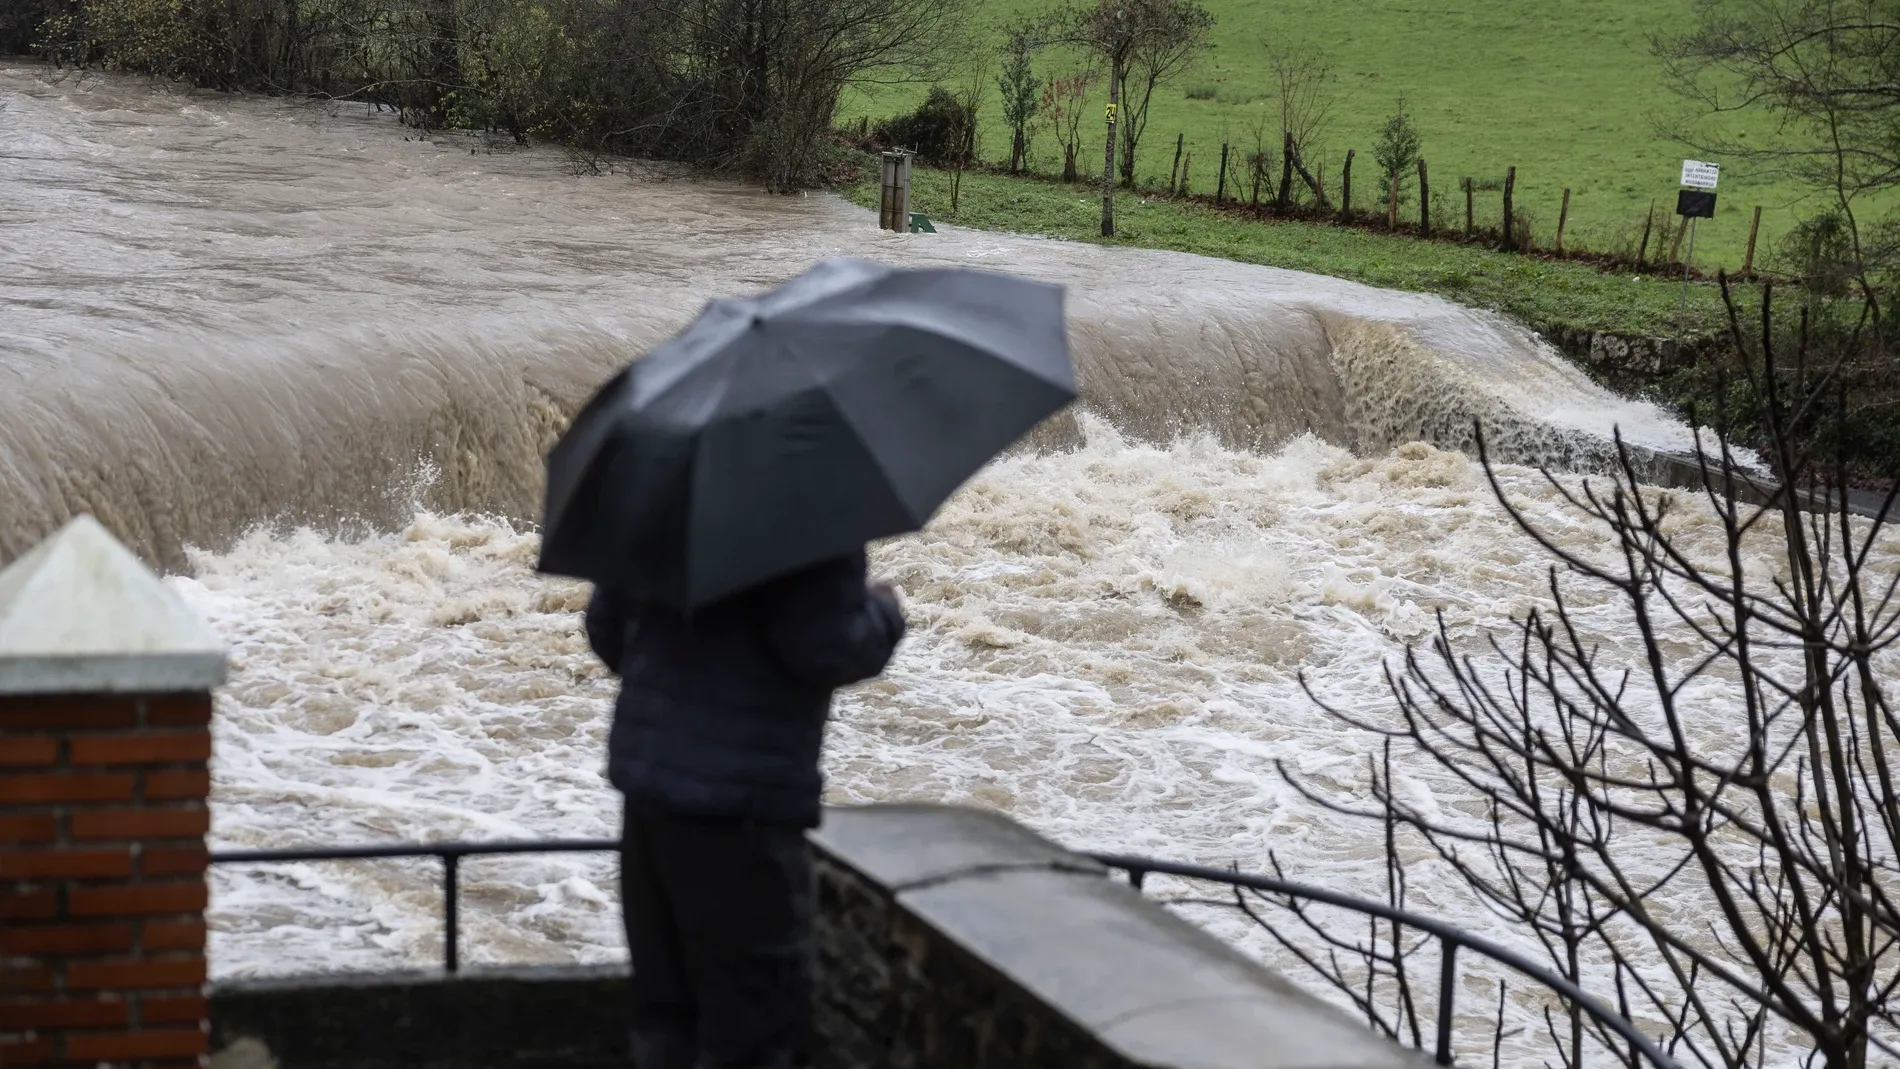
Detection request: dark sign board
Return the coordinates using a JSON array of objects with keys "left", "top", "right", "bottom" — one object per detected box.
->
[{"left": 1676, "top": 190, "right": 1717, "bottom": 219}]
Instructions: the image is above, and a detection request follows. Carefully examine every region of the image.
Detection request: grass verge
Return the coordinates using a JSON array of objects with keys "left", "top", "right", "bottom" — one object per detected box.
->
[{"left": 848, "top": 165, "right": 1730, "bottom": 340}]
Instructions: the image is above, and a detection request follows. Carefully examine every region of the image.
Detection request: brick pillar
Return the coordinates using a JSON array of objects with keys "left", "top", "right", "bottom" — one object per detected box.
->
[{"left": 0, "top": 516, "right": 227, "bottom": 1068}]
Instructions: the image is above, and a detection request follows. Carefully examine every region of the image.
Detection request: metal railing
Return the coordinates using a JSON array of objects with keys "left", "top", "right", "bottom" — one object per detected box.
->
[
  {"left": 210, "top": 839, "right": 1676, "bottom": 1068},
  {"left": 1087, "top": 852, "right": 1680, "bottom": 1069},
  {"left": 211, "top": 838, "right": 619, "bottom": 974}
]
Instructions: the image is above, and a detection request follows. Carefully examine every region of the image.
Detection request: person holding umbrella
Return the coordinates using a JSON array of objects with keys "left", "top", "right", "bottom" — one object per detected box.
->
[{"left": 538, "top": 257, "right": 1075, "bottom": 1069}]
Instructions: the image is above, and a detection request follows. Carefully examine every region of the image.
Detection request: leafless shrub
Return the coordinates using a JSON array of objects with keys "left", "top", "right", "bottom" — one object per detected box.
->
[
  {"left": 1266, "top": 277, "right": 1900, "bottom": 1069},
  {"left": 1263, "top": 37, "right": 1336, "bottom": 168}
]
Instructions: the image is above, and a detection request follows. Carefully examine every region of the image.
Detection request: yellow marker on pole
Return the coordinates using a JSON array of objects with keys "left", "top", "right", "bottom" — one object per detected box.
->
[{"left": 1105, "top": 102, "right": 1117, "bottom": 124}]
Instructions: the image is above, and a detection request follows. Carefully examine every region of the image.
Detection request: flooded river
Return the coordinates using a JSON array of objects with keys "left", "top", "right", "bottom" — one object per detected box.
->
[{"left": 0, "top": 62, "right": 1816, "bottom": 1065}]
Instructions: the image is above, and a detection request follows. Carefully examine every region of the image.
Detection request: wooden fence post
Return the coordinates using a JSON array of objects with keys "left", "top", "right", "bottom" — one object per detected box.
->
[
  {"left": 1178, "top": 153, "right": 1190, "bottom": 198},
  {"left": 1285, "top": 141, "right": 1324, "bottom": 208},
  {"left": 1276, "top": 132, "right": 1294, "bottom": 215},
  {"left": 1339, "top": 149, "right": 1354, "bottom": 223},
  {"left": 1417, "top": 157, "right": 1430, "bottom": 238},
  {"left": 1169, "top": 133, "right": 1184, "bottom": 194},
  {"left": 1216, "top": 142, "right": 1230, "bottom": 205},
  {"left": 1555, "top": 187, "right": 1571, "bottom": 254},
  {"left": 1744, "top": 205, "right": 1763, "bottom": 274},
  {"left": 1638, "top": 200, "right": 1655, "bottom": 267},
  {"left": 0, "top": 516, "right": 227, "bottom": 1069},
  {"left": 1464, "top": 177, "right": 1474, "bottom": 238},
  {"left": 1502, "top": 165, "right": 1517, "bottom": 251},
  {"left": 950, "top": 136, "right": 964, "bottom": 214},
  {"left": 1668, "top": 214, "right": 1689, "bottom": 264},
  {"left": 1387, "top": 170, "right": 1399, "bottom": 229}
]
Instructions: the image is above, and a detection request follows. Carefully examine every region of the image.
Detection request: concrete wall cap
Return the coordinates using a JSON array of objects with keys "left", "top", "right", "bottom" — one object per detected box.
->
[
  {"left": 813, "top": 803, "right": 1105, "bottom": 891},
  {"left": 898, "top": 867, "right": 1428, "bottom": 1068},
  {"left": 0, "top": 514, "right": 227, "bottom": 694}
]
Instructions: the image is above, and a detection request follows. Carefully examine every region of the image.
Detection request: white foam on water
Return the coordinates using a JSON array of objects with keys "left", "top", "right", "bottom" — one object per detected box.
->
[
  {"left": 185, "top": 426, "right": 1492, "bottom": 974},
  {"left": 177, "top": 419, "right": 1874, "bottom": 1067}
]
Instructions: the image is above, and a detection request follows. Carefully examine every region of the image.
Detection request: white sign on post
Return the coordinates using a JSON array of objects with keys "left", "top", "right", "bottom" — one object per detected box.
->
[{"left": 1681, "top": 159, "right": 1720, "bottom": 189}]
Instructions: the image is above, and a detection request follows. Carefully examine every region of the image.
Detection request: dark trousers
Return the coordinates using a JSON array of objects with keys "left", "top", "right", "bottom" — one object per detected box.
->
[{"left": 620, "top": 801, "right": 816, "bottom": 1069}]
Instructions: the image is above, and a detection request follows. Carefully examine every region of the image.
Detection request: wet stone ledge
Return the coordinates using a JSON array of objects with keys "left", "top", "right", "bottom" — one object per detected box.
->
[
  {"left": 208, "top": 804, "right": 1425, "bottom": 1069},
  {"left": 812, "top": 805, "right": 1425, "bottom": 1069}
]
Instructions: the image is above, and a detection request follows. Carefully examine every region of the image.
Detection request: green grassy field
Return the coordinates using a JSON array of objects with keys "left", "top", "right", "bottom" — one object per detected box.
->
[
  {"left": 847, "top": 166, "right": 1731, "bottom": 338},
  {"left": 838, "top": 0, "right": 1846, "bottom": 271}
]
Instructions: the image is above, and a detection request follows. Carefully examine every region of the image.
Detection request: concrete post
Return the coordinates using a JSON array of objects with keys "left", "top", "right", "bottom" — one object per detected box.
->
[
  {"left": 0, "top": 515, "right": 227, "bottom": 1068},
  {"left": 879, "top": 151, "right": 911, "bottom": 233}
]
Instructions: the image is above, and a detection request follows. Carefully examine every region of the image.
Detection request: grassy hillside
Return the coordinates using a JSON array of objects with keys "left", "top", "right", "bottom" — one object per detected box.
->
[{"left": 838, "top": 0, "right": 1842, "bottom": 271}]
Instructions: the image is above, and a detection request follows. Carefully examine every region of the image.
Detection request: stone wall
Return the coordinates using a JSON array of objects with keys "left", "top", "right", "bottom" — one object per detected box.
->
[
  {"left": 209, "top": 966, "right": 630, "bottom": 1069},
  {"left": 1539, "top": 324, "right": 1712, "bottom": 389},
  {"left": 811, "top": 805, "right": 1421, "bottom": 1069}
]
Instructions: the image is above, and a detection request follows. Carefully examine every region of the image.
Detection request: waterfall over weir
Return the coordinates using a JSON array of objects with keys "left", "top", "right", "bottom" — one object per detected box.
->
[{"left": 0, "top": 63, "right": 1703, "bottom": 573}]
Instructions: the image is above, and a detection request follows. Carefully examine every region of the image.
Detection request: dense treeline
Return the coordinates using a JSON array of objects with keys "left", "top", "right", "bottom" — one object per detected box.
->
[
  {"left": 0, "top": 0, "right": 59, "bottom": 54},
  {"left": 9, "top": 0, "right": 962, "bottom": 189}
]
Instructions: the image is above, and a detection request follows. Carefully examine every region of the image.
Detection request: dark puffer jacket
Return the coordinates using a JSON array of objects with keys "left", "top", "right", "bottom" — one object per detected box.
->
[{"left": 585, "top": 551, "right": 906, "bottom": 828}]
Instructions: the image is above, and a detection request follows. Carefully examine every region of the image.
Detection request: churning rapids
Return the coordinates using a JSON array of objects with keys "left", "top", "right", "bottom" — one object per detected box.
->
[{"left": 0, "top": 63, "right": 1805, "bottom": 1062}]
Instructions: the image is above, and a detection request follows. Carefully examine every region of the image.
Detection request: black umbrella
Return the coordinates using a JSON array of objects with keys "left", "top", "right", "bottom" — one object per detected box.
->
[{"left": 535, "top": 257, "right": 1075, "bottom": 608}]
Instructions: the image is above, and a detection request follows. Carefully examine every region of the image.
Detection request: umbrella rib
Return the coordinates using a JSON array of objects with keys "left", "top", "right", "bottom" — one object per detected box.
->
[
  {"left": 811, "top": 362, "right": 934, "bottom": 529},
  {"left": 755, "top": 322, "right": 926, "bottom": 529},
  {"left": 678, "top": 353, "right": 753, "bottom": 605}
]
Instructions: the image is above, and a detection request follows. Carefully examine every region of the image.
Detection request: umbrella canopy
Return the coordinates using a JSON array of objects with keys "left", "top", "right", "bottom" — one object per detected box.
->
[{"left": 536, "top": 257, "right": 1075, "bottom": 608}]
